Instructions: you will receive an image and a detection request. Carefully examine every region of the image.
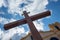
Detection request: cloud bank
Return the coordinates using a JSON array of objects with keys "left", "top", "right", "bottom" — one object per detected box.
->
[{"left": 0, "top": 0, "right": 49, "bottom": 40}]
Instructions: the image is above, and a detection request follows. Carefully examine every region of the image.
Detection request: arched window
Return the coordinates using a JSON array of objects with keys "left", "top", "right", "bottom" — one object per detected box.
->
[
  {"left": 30, "top": 35, "right": 34, "bottom": 40},
  {"left": 50, "top": 37, "right": 59, "bottom": 40},
  {"left": 55, "top": 26, "right": 60, "bottom": 30}
]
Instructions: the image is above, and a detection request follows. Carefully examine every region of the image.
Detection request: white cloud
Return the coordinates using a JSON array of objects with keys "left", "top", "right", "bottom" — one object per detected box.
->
[
  {"left": 8, "top": 0, "right": 23, "bottom": 14},
  {"left": 0, "top": 17, "right": 16, "bottom": 24},
  {"left": 0, "top": 0, "right": 49, "bottom": 40},
  {"left": 0, "top": 0, "right": 3, "bottom": 7},
  {"left": 0, "top": 27, "right": 27, "bottom": 40},
  {"left": 0, "top": 0, "right": 49, "bottom": 15},
  {"left": 0, "top": 17, "right": 8, "bottom": 24},
  {"left": 11, "top": 27, "right": 29, "bottom": 40},
  {"left": 0, "top": 29, "right": 3, "bottom": 36},
  {"left": 8, "top": 18, "right": 16, "bottom": 23},
  {"left": 0, "top": 29, "right": 3, "bottom": 40},
  {"left": 7, "top": 0, "right": 48, "bottom": 16},
  {"left": 26, "top": 0, "right": 48, "bottom": 16},
  {"left": 33, "top": 20, "right": 44, "bottom": 31},
  {"left": 0, "top": 0, "right": 7, "bottom": 7}
]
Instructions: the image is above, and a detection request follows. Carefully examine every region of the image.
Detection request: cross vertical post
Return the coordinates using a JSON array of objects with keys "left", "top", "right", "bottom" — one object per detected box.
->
[{"left": 23, "top": 11, "right": 43, "bottom": 40}]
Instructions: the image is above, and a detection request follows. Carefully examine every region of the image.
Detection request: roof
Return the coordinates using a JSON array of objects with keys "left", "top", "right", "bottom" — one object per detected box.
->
[{"left": 21, "top": 30, "right": 60, "bottom": 40}]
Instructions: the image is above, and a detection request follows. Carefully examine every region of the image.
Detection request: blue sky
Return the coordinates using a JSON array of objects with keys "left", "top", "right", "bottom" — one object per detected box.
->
[
  {"left": 44, "top": 0, "right": 60, "bottom": 30},
  {"left": 0, "top": 0, "right": 60, "bottom": 40}
]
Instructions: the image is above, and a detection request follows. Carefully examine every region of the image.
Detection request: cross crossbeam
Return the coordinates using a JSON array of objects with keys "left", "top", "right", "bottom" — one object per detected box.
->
[{"left": 4, "top": 11, "right": 51, "bottom": 30}]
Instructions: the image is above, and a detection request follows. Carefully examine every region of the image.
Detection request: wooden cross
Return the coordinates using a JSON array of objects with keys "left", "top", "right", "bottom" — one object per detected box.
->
[{"left": 4, "top": 10, "right": 51, "bottom": 40}]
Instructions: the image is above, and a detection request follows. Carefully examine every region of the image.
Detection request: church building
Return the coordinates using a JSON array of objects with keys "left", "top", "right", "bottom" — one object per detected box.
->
[{"left": 21, "top": 22, "right": 60, "bottom": 40}]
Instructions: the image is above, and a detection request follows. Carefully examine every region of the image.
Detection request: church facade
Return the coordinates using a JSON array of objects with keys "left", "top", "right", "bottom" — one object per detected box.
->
[{"left": 21, "top": 22, "right": 60, "bottom": 40}]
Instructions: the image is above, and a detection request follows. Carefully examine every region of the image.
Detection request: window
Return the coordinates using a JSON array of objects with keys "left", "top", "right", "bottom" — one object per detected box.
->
[
  {"left": 30, "top": 35, "right": 34, "bottom": 40},
  {"left": 55, "top": 26, "right": 60, "bottom": 30},
  {"left": 50, "top": 37, "right": 59, "bottom": 40}
]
